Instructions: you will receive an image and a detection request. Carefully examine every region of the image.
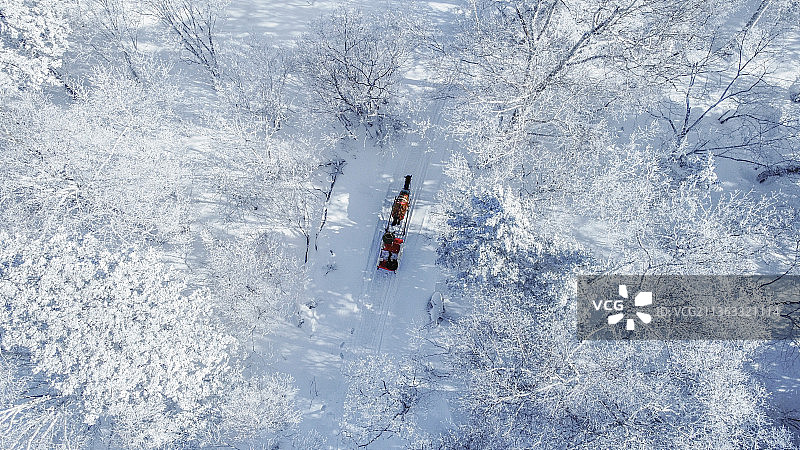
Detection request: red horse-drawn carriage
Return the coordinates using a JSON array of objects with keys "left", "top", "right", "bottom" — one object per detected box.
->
[{"left": 377, "top": 175, "right": 412, "bottom": 272}]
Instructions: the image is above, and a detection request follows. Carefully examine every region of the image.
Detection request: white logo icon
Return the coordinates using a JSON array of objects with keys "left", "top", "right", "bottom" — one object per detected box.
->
[{"left": 607, "top": 285, "right": 653, "bottom": 330}]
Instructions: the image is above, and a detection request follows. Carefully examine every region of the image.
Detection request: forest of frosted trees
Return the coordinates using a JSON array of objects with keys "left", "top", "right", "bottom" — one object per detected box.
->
[{"left": 1, "top": 0, "right": 800, "bottom": 448}]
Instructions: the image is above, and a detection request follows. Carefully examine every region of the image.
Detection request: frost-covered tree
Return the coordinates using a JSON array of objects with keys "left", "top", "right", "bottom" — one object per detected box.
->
[
  {"left": 638, "top": 0, "right": 800, "bottom": 180},
  {"left": 204, "top": 232, "right": 307, "bottom": 348},
  {"left": 341, "top": 355, "right": 427, "bottom": 448},
  {"left": 0, "top": 231, "right": 230, "bottom": 447},
  {"left": 437, "top": 181, "right": 586, "bottom": 294},
  {"left": 213, "top": 373, "right": 300, "bottom": 445},
  {"left": 433, "top": 181, "right": 792, "bottom": 448},
  {"left": 0, "top": 0, "right": 73, "bottom": 91},
  {"left": 0, "top": 355, "right": 89, "bottom": 449},
  {"left": 145, "top": 0, "right": 227, "bottom": 78},
  {"left": 434, "top": 0, "right": 799, "bottom": 273},
  {"left": 0, "top": 67, "right": 191, "bottom": 242},
  {"left": 75, "top": 0, "right": 152, "bottom": 83},
  {"left": 0, "top": 230, "right": 300, "bottom": 448},
  {"left": 217, "top": 37, "right": 292, "bottom": 135},
  {"left": 204, "top": 118, "right": 321, "bottom": 261},
  {"left": 437, "top": 0, "right": 721, "bottom": 167},
  {"left": 571, "top": 139, "right": 793, "bottom": 275},
  {"left": 435, "top": 0, "right": 800, "bottom": 189},
  {"left": 299, "top": 7, "right": 415, "bottom": 135}
]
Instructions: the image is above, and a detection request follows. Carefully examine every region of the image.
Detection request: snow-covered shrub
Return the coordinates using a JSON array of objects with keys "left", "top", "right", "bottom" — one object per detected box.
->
[
  {"left": 145, "top": 0, "right": 227, "bottom": 78},
  {"left": 206, "top": 122, "right": 316, "bottom": 215},
  {"left": 299, "top": 7, "right": 413, "bottom": 135},
  {"left": 0, "top": 356, "right": 90, "bottom": 449},
  {"left": 0, "top": 68, "right": 191, "bottom": 242},
  {"left": 437, "top": 178, "right": 587, "bottom": 294},
  {"left": 75, "top": 0, "right": 174, "bottom": 86},
  {"left": 341, "top": 355, "right": 427, "bottom": 448},
  {"left": 215, "top": 373, "right": 301, "bottom": 444},
  {"left": 217, "top": 37, "right": 292, "bottom": 135},
  {"left": 0, "top": 231, "right": 233, "bottom": 447},
  {"left": 568, "top": 138, "right": 792, "bottom": 275},
  {"left": 205, "top": 121, "right": 321, "bottom": 260},
  {"left": 205, "top": 232, "right": 307, "bottom": 345},
  {"left": 0, "top": 0, "right": 73, "bottom": 91}
]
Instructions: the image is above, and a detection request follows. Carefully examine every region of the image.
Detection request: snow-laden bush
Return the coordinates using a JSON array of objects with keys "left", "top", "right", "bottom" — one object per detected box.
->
[
  {"left": 569, "top": 140, "right": 792, "bottom": 275},
  {"left": 0, "top": 356, "right": 90, "bottom": 449},
  {"left": 438, "top": 182, "right": 586, "bottom": 293},
  {"left": 341, "top": 354, "right": 427, "bottom": 448},
  {"left": 299, "top": 7, "right": 414, "bottom": 136},
  {"left": 75, "top": 0, "right": 174, "bottom": 86},
  {"left": 0, "top": 0, "right": 73, "bottom": 91},
  {"left": 204, "top": 232, "right": 307, "bottom": 345},
  {"left": 215, "top": 373, "right": 300, "bottom": 444},
  {"left": 145, "top": 0, "right": 227, "bottom": 78},
  {"left": 205, "top": 119, "right": 321, "bottom": 261},
  {"left": 217, "top": 37, "right": 292, "bottom": 135}
]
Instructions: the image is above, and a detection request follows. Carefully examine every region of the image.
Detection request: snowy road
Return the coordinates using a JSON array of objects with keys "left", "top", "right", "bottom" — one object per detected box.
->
[
  {"left": 264, "top": 90, "right": 452, "bottom": 445},
  {"left": 210, "top": 0, "right": 474, "bottom": 445}
]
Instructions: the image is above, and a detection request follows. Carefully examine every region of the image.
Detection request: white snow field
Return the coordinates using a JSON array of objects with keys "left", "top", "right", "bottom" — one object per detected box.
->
[{"left": 2, "top": 0, "right": 800, "bottom": 448}]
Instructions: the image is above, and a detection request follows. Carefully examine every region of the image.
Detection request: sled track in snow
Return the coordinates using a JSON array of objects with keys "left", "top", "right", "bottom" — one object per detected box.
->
[
  {"left": 333, "top": 98, "right": 447, "bottom": 446},
  {"left": 375, "top": 149, "right": 432, "bottom": 352},
  {"left": 369, "top": 96, "right": 448, "bottom": 351},
  {"left": 356, "top": 96, "right": 446, "bottom": 353},
  {"left": 352, "top": 145, "right": 414, "bottom": 351}
]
